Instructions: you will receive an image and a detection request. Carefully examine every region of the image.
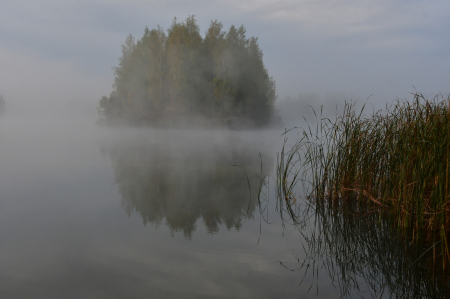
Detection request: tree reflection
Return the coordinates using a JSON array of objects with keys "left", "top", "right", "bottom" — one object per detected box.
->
[
  {"left": 277, "top": 200, "right": 450, "bottom": 298},
  {"left": 104, "top": 132, "right": 273, "bottom": 238}
]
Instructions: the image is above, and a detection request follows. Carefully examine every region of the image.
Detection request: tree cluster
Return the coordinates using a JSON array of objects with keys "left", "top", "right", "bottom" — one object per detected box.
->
[{"left": 98, "top": 16, "right": 277, "bottom": 127}]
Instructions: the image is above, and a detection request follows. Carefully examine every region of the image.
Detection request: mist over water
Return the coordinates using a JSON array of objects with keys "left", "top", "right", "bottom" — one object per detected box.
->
[
  {"left": 0, "top": 96, "right": 447, "bottom": 297},
  {"left": 0, "top": 0, "right": 448, "bottom": 295},
  {"left": 0, "top": 30, "right": 447, "bottom": 294},
  {"left": 0, "top": 108, "right": 294, "bottom": 298}
]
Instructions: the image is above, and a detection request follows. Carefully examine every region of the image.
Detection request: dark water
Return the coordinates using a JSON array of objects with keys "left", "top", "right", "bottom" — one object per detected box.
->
[{"left": 0, "top": 117, "right": 447, "bottom": 298}]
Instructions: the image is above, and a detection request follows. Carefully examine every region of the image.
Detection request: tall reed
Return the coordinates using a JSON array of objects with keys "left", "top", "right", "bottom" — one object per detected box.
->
[
  {"left": 278, "top": 93, "right": 450, "bottom": 276},
  {"left": 280, "top": 200, "right": 450, "bottom": 298}
]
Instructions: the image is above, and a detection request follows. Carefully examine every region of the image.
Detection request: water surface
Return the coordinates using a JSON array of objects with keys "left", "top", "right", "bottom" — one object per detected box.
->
[{"left": 0, "top": 115, "right": 446, "bottom": 298}]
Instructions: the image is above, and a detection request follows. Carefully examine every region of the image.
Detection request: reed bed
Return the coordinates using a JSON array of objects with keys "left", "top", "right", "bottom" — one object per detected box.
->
[
  {"left": 277, "top": 93, "right": 450, "bottom": 277},
  {"left": 281, "top": 200, "right": 450, "bottom": 298}
]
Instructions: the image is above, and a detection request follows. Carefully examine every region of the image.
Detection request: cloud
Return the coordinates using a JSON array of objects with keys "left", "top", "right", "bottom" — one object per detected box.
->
[{"left": 2, "top": 0, "right": 448, "bottom": 59}]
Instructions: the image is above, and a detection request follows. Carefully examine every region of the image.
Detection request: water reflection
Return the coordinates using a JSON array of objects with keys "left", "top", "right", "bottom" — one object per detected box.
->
[
  {"left": 103, "top": 131, "right": 273, "bottom": 238},
  {"left": 278, "top": 200, "right": 450, "bottom": 298}
]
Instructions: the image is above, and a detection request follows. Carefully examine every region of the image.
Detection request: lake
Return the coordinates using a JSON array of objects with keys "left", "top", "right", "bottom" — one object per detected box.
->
[{"left": 0, "top": 114, "right": 446, "bottom": 298}]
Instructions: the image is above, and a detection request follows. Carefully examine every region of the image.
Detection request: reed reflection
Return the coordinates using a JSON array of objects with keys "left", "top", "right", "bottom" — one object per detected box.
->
[
  {"left": 104, "top": 131, "right": 273, "bottom": 238},
  {"left": 277, "top": 200, "right": 450, "bottom": 298}
]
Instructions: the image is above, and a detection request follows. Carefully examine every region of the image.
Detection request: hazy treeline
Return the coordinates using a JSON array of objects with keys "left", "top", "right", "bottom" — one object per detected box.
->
[{"left": 98, "top": 16, "right": 277, "bottom": 128}]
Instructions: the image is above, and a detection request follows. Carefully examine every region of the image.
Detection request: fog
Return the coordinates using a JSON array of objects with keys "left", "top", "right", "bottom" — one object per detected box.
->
[
  {"left": 0, "top": 48, "right": 110, "bottom": 123},
  {"left": 0, "top": 1, "right": 449, "bottom": 297},
  {"left": 0, "top": 99, "right": 299, "bottom": 297},
  {"left": 1, "top": 1, "right": 449, "bottom": 124}
]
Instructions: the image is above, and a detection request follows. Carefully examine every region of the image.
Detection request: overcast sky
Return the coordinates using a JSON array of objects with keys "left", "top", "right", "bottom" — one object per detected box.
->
[{"left": 0, "top": 0, "right": 449, "bottom": 115}]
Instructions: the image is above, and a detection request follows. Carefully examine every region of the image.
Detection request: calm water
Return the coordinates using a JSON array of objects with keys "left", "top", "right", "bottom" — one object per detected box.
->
[{"left": 0, "top": 115, "right": 447, "bottom": 298}]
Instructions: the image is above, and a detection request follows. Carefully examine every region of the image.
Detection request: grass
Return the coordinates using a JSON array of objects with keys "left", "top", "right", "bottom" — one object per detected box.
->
[{"left": 276, "top": 93, "right": 450, "bottom": 281}]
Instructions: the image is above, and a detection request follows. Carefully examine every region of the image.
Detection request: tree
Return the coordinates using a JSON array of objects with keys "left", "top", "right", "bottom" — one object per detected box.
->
[{"left": 98, "top": 16, "right": 277, "bottom": 128}]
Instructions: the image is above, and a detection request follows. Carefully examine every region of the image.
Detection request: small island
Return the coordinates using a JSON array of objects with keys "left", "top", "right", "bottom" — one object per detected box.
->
[{"left": 98, "top": 16, "right": 277, "bottom": 128}]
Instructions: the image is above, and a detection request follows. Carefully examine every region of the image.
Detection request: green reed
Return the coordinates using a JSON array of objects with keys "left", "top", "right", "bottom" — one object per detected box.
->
[
  {"left": 278, "top": 93, "right": 450, "bottom": 275},
  {"left": 280, "top": 200, "right": 450, "bottom": 298}
]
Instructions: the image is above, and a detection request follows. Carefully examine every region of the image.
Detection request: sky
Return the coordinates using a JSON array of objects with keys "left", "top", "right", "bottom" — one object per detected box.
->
[{"left": 0, "top": 0, "right": 449, "bottom": 117}]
